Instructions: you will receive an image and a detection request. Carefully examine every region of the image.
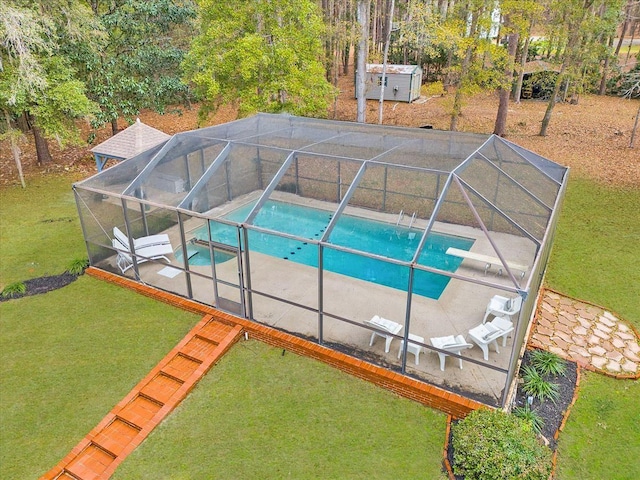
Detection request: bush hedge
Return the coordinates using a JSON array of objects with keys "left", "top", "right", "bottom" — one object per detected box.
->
[{"left": 452, "top": 409, "right": 552, "bottom": 480}]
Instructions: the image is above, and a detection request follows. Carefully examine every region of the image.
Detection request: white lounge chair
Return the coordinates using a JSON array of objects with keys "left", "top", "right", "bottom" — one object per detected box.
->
[
  {"left": 112, "top": 227, "right": 173, "bottom": 274},
  {"left": 467, "top": 318, "right": 514, "bottom": 361},
  {"left": 429, "top": 335, "right": 473, "bottom": 371},
  {"left": 113, "top": 226, "right": 170, "bottom": 249},
  {"left": 365, "top": 315, "right": 403, "bottom": 353},
  {"left": 482, "top": 294, "right": 522, "bottom": 323}
]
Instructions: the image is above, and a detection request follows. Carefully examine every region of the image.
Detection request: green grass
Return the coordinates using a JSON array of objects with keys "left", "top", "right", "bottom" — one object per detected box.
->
[
  {"left": 547, "top": 176, "right": 640, "bottom": 479},
  {"left": 1, "top": 173, "right": 638, "bottom": 479},
  {"left": 546, "top": 177, "right": 640, "bottom": 328},
  {"left": 0, "top": 277, "right": 199, "bottom": 479},
  {"left": 113, "top": 340, "right": 447, "bottom": 479},
  {"left": 555, "top": 373, "right": 640, "bottom": 480},
  {"left": 0, "top": 175, "right": 87, "bottom": 287}
]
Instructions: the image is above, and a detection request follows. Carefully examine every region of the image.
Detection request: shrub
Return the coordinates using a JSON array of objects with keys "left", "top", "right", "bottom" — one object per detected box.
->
[
  {"left": 529, "top": 349, "right": 567, "bottom": 377},
  {"left": 66, "top": 258, "right": 89, "bottom": 276},
  {"left": 2, "top": 281, "right": 27, "bottom": 298},
  {"left": 452, "top": 409, "right": 552, "bottom": 480},
  {"left": 513, "top": 404, "right": 544, "bottom": 434},
  {"left": 521, "top": 365, "right": 560, "bottom": 403},
  {"left": 421, "top": 81, "right": 446, "bottom": 97}
]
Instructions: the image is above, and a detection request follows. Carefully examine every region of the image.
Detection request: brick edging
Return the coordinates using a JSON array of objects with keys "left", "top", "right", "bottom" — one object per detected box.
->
[
  {"left": 442, "top": 415, "right": 456, "bottom": 480},
  {"left": 86, "top": 267, "right": 486, "bottom": 418}
]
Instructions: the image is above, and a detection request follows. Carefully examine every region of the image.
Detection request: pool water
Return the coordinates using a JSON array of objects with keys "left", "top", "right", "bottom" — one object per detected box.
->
[{"left": 183, "top": 200, "right": 474, "bottom": 299}]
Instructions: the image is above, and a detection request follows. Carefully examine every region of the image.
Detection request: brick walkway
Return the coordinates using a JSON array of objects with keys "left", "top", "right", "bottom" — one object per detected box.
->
[
  {"left": 530, "top": 289, "right": 640, "bottom": 377},
  {"left": 42, "top": 315, "right": 243, "bottom": 480}
]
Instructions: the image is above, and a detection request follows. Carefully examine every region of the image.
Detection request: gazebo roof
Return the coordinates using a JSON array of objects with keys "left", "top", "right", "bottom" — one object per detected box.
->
[{"left": 90, "top": 118, "right": 171, "bottom": 160}]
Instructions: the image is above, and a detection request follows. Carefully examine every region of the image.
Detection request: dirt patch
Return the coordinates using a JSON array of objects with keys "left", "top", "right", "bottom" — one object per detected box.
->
[
  {"left": 1, "top": 72, "right": 638, "bottom": 187},
  {"left": 0, "top": 273, "right": 79, "bottom": 302}
]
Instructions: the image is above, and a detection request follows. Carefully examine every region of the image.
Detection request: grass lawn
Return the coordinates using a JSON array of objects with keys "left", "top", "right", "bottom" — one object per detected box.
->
[
  {"left": 0, "top": 277, "right": 199, "bottom": 479},
  {"left": 1, "top": 173, "right": 638, "bottom": 479},
  {"left": 555, "top": 373, "right": 640, "bottom": 480},
  {"left": 113, "top": 340, "right": 447, "bottom": 479},
  {"left": 547, "top": 176, "right": 640, "bottom": 478},
  {"left": 546, "top": 176, "right": 640, "bottom": 329},
  {"left": 0, "top": 175, "right": 87, "bottom": 287}
]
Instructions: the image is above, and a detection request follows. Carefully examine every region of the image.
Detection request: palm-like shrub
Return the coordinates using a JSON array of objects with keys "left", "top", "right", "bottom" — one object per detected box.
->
[
  {"left": 529, "top": 349, "right": 567, "bottom": 376},
  {"left": 513, "top": 404, "right": 544, "bottom": 434},
  {"left": 521, "top": 365, "right": 560, "bottom": 403},
  {"left": 1, "top": 281, "right": 27, "bottom": 298},
  {"left": 66, "top": 258, "right": 89, "bottom": 275}
]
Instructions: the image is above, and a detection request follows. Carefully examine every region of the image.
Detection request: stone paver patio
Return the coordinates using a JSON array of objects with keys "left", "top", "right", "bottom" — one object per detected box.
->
[{"left": 530, "top": 289, "right": 640, "bottom": 377}]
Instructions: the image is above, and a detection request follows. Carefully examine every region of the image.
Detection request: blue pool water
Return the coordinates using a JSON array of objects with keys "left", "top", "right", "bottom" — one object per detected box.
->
[{"left": 183, "top": 200, "right": 474, "bottom": 299}]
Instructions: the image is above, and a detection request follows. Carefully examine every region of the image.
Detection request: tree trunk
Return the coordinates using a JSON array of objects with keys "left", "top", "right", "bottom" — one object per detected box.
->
[
  {"left": 598, "top": 38, "right": 613, "bottom": 95},
  {"left": 514, "top": 28, "right": 532, "bottom": 103},
  {"left": 111, "top": 118, "right": 119, "bottom": 136},
  {"left": 356, "top": 0, "right": 370, "bottom": 123},
  {"left": 614, "top": 0, "right": 632, "bottom": 56},
  {"left": 32, "top": 124, "right": 53, "bottom": 165},
  {"left": 4, "top": 111, "right": 26, "bottom": 188},
  {"left": 630, "top": 105, "right": 640, "bottom": 148},
  {"left": 539, "top": 67, "right": 565, "bottom": 137},
  {"left": 494, "top": 31, "right": 519, "bottom": 137},
  {"left": 378, "top": 0, "right": 394, "bottom": 124}
]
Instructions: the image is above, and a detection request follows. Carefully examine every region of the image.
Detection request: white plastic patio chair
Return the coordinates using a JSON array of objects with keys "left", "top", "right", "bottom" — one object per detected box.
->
[
  {"left": 482, "top": 294, "right": 523, "bottom": 323},
  {"left": 429, "top": 334, "right": 473, "bottom": 371},
  {"left": 365, "top": 315, "right": 402, "bottom": 353},
  {"left": 468, "top": 318, "right": 514, "bottom": 361}
]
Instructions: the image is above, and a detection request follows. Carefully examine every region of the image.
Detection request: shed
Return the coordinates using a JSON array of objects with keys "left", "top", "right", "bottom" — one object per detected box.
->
[
  {"left": 90, "top": 119, "right": 171, "bottom": 171},
  {"left": 356, "top": 64, "right": 422, "bottom": 103}
]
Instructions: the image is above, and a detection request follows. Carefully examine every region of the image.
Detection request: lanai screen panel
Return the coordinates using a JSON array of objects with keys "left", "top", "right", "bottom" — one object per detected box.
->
[{"left": 79, "top": 143, "right": 167, "bottom": 195}]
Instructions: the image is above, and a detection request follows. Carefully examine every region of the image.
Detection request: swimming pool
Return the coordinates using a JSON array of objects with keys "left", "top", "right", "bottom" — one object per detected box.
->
[{"left": 182, "top": 200, "right": 474, "bottom": 299}]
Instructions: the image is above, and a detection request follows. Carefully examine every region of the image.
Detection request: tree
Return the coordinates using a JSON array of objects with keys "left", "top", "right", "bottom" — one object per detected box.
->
[
  {"left": 77, "top": 0, "right": 197, "bottom": 135},
  {"left": 539, "top": 0, "right": 623, "bottom": 136},
  {"left": 183, "top": 0, "right": 336, "bottom": 119},
  {"left": 444, "top": 0, "right": 507, "bottom": 131},
  {"left": 356, "top": 0, "right": 371, "bottom": 122},
  {"left": 494, "top": 0, "right": 542, "bottom": 135},
  {"left": 0, "top": 1, "right": 99, "bottom": 169}
]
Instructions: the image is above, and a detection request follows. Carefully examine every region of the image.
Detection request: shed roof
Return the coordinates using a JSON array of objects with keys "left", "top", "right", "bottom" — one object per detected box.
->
[
  {"left": 90, "top": 118, "right": 171, "bottom": 160},
  {"left": 366, "top": 64, "right": 421, "bottom": 75}
]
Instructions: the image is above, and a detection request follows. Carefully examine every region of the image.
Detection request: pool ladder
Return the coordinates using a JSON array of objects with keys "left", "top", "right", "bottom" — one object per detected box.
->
[
  {"left": 396, "top": 210, "right": 417, "bottom": 228},
  {"left": 408, "top": 212, "right": 416, "bottom": 229}
]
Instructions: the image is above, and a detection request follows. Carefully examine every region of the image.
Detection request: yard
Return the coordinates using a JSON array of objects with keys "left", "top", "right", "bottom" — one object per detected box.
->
[{"left": 1, "top": 92, "right": 639, "bottom": 478}]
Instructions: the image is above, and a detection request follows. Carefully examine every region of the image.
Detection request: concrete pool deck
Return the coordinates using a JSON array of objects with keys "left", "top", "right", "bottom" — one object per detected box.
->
[{"left": 99, "top": 191, "right": 539, "bottom": 405}]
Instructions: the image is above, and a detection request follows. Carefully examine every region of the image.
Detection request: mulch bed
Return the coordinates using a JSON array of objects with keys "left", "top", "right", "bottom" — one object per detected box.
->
[
  {"left": 445, "top": 349, "right": 578, "bottom": 479},
  {"left": 0, "top": 272, "right": 79, "bottom": 302}
]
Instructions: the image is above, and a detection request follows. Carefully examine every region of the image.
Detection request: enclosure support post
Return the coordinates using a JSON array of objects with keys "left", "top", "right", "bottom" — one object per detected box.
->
[
  {"left": 382, "top": 165, "right": 388, "bottom": 210},
  {"left": 224, "top": 161, "right": 232, "bottom": 201},
  {"left": 318, "top": 244, "right": 324, "bottom": 345},
  {"left": 121, "top": 198, "right": 140, "bottom": 278},
  {"left": 256, "top": 146, "right": 263, "bottom": 190},
  {"left": 185, "top": 154, "right": 191, "bottom": 191},
  {"left": 400, "top": 267, "right": 415, "bottom": 374},
  {"left": 242, "top": 227, "right": 254, "bottom": 320},
  {"left": 337, "top": 161, "right": 341, "bottom": 202},
  {"left": 235, "top": 227, "right": 247, "bottom": 318},
  {"left": 178, "top": 213, "right": 193, "bottom": 299}
]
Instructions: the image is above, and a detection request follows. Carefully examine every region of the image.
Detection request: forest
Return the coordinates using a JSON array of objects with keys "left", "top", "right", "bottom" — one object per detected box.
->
[{"left": 1, "top": 0, "right": 639, "bottom": 184}]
